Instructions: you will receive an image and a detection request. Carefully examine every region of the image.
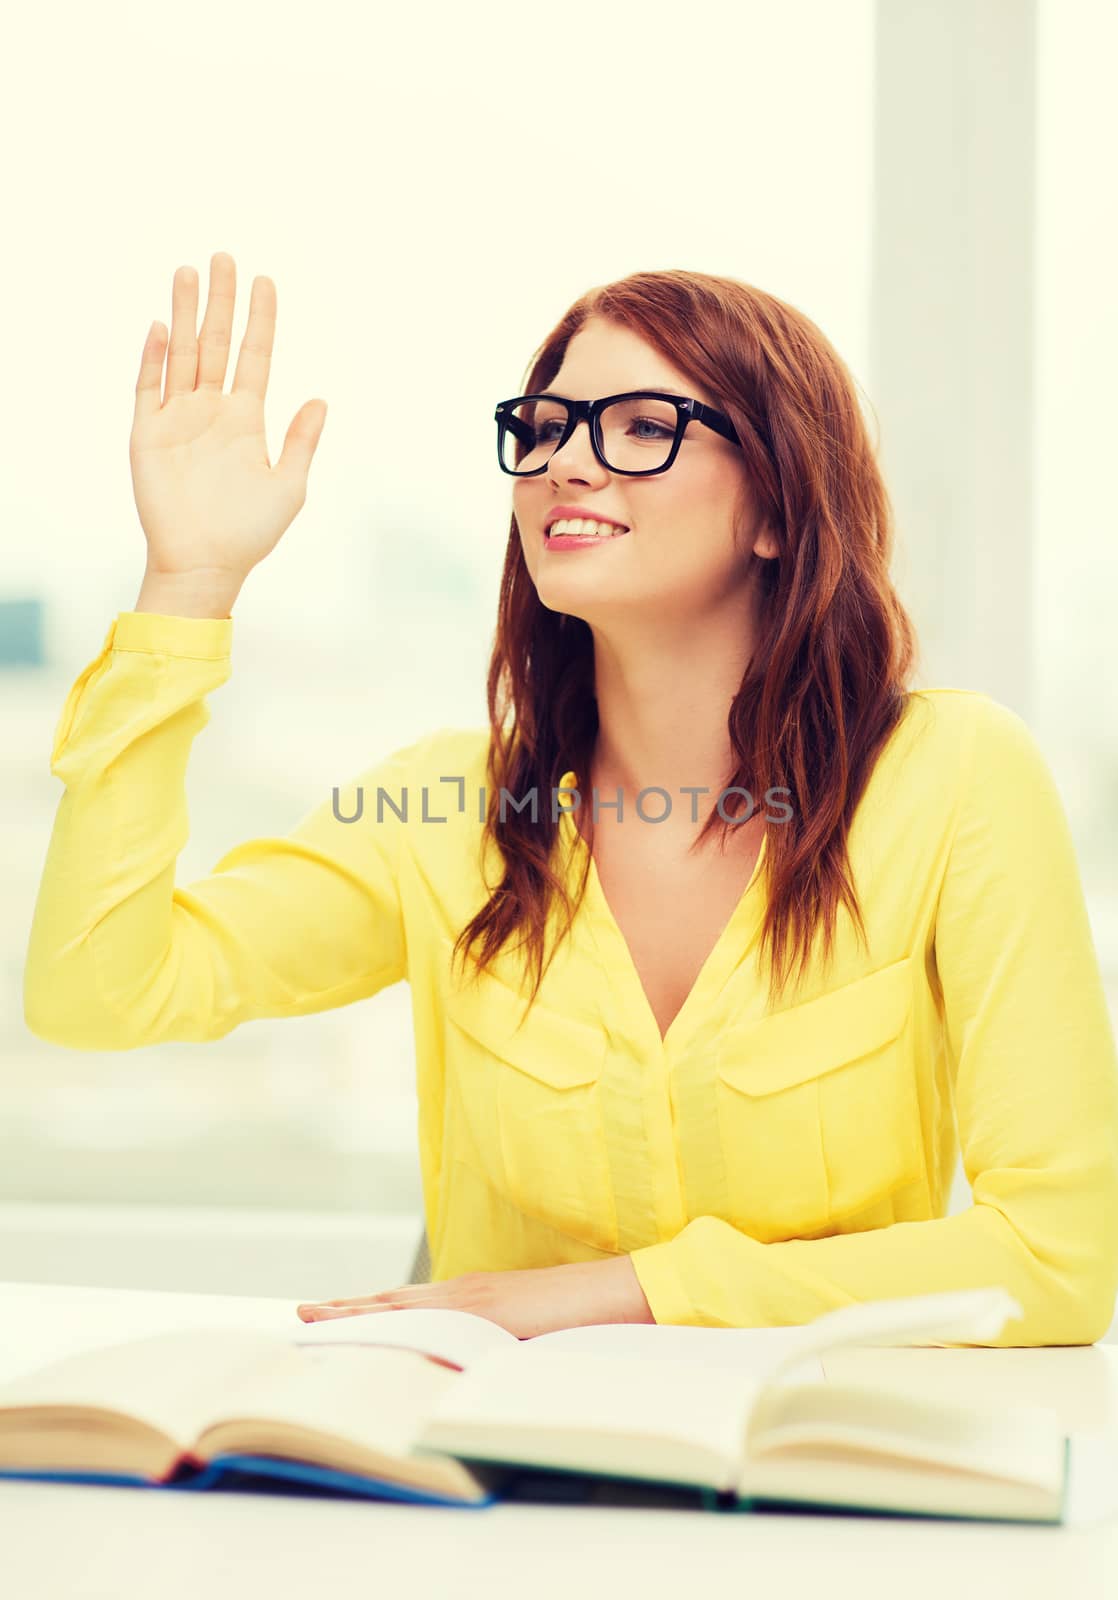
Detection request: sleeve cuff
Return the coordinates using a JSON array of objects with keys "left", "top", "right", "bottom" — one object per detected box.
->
[
  {"left": 111, "top": 610, "right": 233, "bottom": 660},
  {"left": 628, "top": 1238, "right": 701, "bottom": 1326}
]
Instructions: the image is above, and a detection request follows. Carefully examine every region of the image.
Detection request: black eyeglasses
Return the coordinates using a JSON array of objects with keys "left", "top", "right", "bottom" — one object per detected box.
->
[{"left": 494, "top": 390, "right": 741, "bottom": 477}]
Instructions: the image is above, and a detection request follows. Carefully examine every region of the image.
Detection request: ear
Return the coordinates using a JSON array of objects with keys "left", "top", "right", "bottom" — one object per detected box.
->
[{"left": 752, "top": 527, "right": 780, "bottom": 560}]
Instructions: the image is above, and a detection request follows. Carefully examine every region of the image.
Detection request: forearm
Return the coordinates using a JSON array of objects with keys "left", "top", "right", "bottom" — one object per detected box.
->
[
  {"left": 629, "top": 1168, "right": 1118, "bottom": 1345},
  {"left": 24, "top": 611, "right": 234, "bottom": 1047}
]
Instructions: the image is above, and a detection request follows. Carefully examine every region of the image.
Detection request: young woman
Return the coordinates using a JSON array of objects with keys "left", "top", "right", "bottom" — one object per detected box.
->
[{"left": 24, "top": 253, "right": 1118, "bottom": 1345}]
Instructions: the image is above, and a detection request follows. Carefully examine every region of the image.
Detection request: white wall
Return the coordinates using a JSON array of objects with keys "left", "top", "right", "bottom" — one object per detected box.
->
[
  {"left": 3, "top": 0, "right": 877, "bottom": 1219},
  {"left": 1034, "top": 0, "right": 1118, "bottom": 962},
  {"left": 0, "top": 1204, "right": 422, "bottom": 1300}
]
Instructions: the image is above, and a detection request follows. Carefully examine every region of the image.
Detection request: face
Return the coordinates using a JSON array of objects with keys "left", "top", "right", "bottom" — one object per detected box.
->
[{"left": 514, "top": 317, "right": 778, "bottom": 627}]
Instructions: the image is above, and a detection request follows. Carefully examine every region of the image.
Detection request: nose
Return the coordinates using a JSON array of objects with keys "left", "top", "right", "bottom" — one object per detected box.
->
[{"left": 548, "top": 417, "right": 605, "bottom": 482}]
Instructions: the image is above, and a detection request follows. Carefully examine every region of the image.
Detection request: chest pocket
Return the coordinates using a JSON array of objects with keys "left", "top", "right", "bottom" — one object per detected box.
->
[
  {"left": 714, "top": 956, "right": 922, "bottom": 1242},
  {"left": 443, "top": 972, "right": 618, "bottom": 1254}
]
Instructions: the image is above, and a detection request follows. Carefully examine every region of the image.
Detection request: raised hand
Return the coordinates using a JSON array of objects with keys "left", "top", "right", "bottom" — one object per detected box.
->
[{"left": 130, "top": 251, "right": 326, "bottom": 596}]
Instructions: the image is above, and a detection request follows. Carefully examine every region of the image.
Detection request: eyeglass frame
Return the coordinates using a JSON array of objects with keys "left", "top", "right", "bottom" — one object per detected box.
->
[{"left": 494, "top": 390, "right": 742, "bottom": 477}]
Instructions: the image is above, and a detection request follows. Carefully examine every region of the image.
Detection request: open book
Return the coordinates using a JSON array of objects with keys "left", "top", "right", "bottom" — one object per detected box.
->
[{"left": 0, "top": 1286, "right": 1070, "bottom": 1520}]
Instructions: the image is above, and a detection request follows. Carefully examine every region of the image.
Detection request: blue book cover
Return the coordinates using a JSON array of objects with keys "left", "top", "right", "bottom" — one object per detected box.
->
[{"left": 0, "top": 1455, "right": 505, "bottom": 1507}]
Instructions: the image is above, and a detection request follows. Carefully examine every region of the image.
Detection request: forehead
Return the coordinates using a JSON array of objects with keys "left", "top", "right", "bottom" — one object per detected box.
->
[{"left": 549, "top": 317, "right": 710, "bottom": 404}]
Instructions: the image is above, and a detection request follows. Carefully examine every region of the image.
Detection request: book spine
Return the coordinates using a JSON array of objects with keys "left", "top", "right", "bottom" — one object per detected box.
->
[{"left": 702, "top": 1486, "right": 736, "bottom": 1513}]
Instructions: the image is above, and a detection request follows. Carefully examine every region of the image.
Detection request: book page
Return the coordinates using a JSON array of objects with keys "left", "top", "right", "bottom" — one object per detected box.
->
[
  {"left": 417, "top": 1347, "right": 756, "bottom": 1490},
  {"left": 291, "top": 1306, "right": 516, "bottom": 1370},
  {"left": 755, "top": 1286, "right": 1025, "bottom": 1389},
  {"left": 193, "top": 1341, "right": 459, "bottom": 1465},
  {"left": 1065, "top": 1427, "right": 1118, "bottom": 1527},
  {"left": 527, "top": 1322, "right": 824, "bottom": 1381},
  {"left": 0, "top": 1325, "right": 484, "bottom": 1495},
  {"left": 0, "top": 1327, "right": 292, "bottom": 1451},
  {"left": 0, "top": 1307, "right": 519, "bottom": 1461},
  {"left": 745, "top": 1379, "right": 1065, "bottom": 1491},
  {"left": 0, "top": 1296, "right": 517, "bottom": 1390},
  {"left": 735, "top": 1445, "right": 1063, "bottom": 1522}
]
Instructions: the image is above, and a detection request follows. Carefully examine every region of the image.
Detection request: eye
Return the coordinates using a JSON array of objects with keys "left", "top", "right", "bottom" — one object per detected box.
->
[{"left": 630, "top": 416, "right": 674, "bottom": 440}]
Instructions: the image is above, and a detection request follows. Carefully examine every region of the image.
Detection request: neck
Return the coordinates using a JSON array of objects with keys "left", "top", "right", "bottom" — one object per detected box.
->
[{"left": 585, "top": 603, "right": 761, "bottom": 837}]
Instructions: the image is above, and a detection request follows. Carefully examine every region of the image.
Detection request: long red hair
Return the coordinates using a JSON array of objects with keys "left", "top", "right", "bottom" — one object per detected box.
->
[{"left": 452, "top": 269, "right": 920, "bottom": 1015}]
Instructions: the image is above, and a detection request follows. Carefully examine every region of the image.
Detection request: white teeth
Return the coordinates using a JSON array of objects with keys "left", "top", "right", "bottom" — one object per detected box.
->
[{"left": 548, "top": 518, "right": 629, "bottom": 538}]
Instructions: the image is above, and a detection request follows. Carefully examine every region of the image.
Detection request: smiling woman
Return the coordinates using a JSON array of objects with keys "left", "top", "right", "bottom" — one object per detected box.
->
[{"left": 22, "top": 255, "right": 1118, "bottom": 1345}]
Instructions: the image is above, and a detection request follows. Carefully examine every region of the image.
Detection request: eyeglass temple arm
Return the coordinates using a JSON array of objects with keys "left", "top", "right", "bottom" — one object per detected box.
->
[{"left": 691, "top": 401, "right": 740, "bottom": 446}]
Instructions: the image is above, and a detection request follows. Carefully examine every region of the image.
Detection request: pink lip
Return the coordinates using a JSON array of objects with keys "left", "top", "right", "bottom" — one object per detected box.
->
[{"left": 543, "top": 527, "right": 630, "bottom": 551}]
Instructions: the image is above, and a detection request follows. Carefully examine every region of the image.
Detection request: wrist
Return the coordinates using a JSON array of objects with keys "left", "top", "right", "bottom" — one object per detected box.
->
[
  {"left": 134, "top": 566, "right": 245, "bottom": 620},
  {"left": 595, "top": 1254, "right": 656, "bottom": 1324}
]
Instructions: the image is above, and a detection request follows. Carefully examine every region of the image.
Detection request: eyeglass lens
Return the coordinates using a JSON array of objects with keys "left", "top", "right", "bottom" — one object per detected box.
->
[{"left": 500, "top": 395, "right": 679, "bottom": 474}]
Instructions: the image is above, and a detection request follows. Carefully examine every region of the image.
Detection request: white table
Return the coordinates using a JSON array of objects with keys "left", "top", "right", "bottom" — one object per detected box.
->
[{"left": 2, "top": 1280, "right": 1117, "bottom": 1600}]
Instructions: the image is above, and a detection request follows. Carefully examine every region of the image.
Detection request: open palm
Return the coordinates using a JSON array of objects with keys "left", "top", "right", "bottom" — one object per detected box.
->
[{"left": 130, "top": 251, "right": 326, "bottom": 583}]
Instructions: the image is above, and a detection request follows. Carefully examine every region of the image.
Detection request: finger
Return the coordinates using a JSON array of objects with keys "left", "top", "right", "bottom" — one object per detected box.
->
[
  {"left": 133, "top": 321, "right": 168, "bottom": 425},
  {"left": 298, "top": 1299, "right": 376, "bottom": 1312},
  {"left": 164, "top": 264, "right": 200, "bottom": 400},
  {"left": 296, "top": 1300, "right": 381, "bottom": 1319},
  {"left": 304, "top": 1287, "right": 418, "bottom": 1307},
  {"left": 303, "top": 1306, "right": 386, "bottom": 1318},
  {"left": 196, "top": 251, "right": 236, "bottom": 392},
  {"left": 300, "top": 1304, "right": 409, "bottom": 1320},
  {"left": 317, "top": 1293, "right": 389, "bottom": 1307},
  {"left": 230, "top": 274, "right": 277, "bottom": 403},
  {"left": 301, "top": 1292, "right": 450, "bottom": 1321},
  {"left": 275, "top": 399, "right": 327, "bottom": 488}
]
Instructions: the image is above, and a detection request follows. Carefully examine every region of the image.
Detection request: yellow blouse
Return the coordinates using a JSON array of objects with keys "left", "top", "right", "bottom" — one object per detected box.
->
[{"left": 23, "top": 610, "right": 1118, "bottom": 1344}]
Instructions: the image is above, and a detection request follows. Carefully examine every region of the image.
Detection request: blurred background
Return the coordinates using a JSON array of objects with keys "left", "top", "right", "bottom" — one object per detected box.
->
[{"left": 2, "top": 0, "right": 1115, "bottom": 1304}]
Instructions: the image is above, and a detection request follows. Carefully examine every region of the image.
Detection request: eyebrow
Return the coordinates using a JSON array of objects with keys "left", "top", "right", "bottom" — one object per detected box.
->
[{"left": 543, "top": 386, "right": 690, "bottom": 400}]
